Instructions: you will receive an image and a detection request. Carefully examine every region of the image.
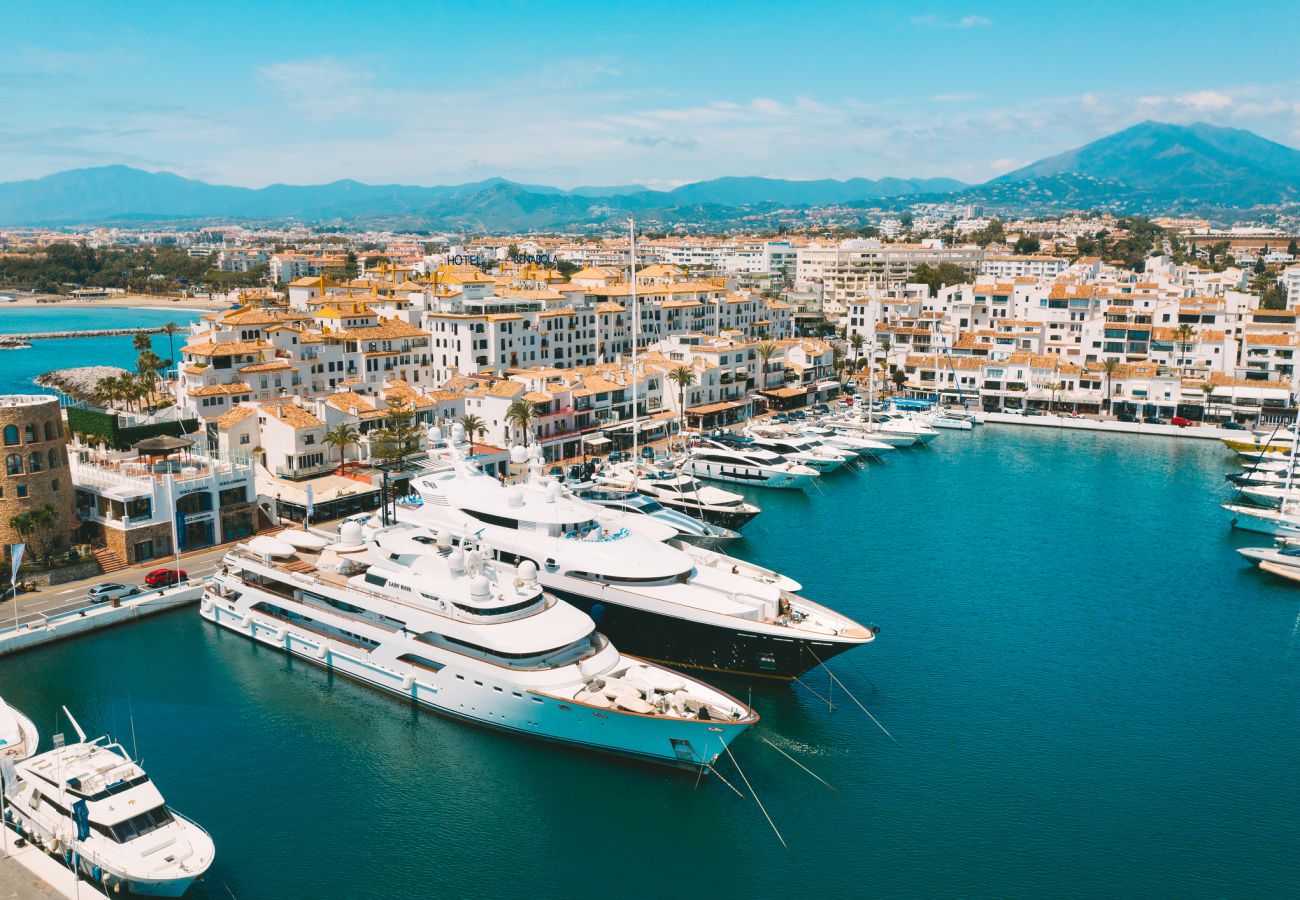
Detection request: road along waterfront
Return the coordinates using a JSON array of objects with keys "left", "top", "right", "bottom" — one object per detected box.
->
[{"left": 2, "top": 426, "right": 1298, "bottom": 898}]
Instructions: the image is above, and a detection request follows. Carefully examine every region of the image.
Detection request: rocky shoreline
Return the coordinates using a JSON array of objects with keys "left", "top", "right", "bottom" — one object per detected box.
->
[{"left": 35, "top": 366, "right": 130, "bottom": 401}]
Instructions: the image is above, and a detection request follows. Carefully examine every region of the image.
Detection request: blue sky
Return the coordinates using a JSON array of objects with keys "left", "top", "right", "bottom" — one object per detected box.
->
[{"left": 4, "top": 1, "right": 1299, "bottom": 189}]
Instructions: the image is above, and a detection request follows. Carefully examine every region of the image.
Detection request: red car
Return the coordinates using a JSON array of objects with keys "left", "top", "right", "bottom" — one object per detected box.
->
[
  {"left": 1170, "top": 416, "right": 1193, "bottom": 427},
  {"left": 144, "top": 568, "right": 187, "bottom": 587}
]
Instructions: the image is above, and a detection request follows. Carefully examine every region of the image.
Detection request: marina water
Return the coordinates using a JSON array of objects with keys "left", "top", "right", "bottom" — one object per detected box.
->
[
  {"left": 2, "top": 425, "right": 1298, "bottom": 897},
  {"left": 0, "top": 306, "right": 201, "bottom": 395}
]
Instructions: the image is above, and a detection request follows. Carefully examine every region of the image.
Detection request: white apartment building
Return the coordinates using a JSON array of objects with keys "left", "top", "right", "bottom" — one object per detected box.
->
[
  {"left": 217, "top": 247, "right": 272, "bottom": 272},
  {"left": 980, "top": 254, "right": 1068, "bottom": 281},
  {"left": 795, "top": 240, "right": 983, "bottom": 314}
]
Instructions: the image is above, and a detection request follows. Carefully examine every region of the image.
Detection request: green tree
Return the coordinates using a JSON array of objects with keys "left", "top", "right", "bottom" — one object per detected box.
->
[
  {"left": 323, "top": 423, "right": 360, "bottom": 475},
  {"left": 371, "top": 401, "right": 423, "bottom": 471},
  {"left": 1200, "top": 383, "right": 1216, "bottom": 421},
  {"left": 910, "top": 262, "right": 969, "bottom": 293},
  {"left": 1044, "top": 381, "right": 1062, "bottom": 413},
  {"left": 1013, "top": 236, "right": 1041, "bottom": 254},
  {"left": 668, "top": 364, "right": 697, "bottom": 437},
  {"left": 342, "top": 252, "right": 359, "bottom": 280},
  {"left": 160, "top": 322, "right": 181, "bottom": 378},
  {"left": 504, "top": 399, "right": 538, "bottom": 447},
  {"left": 891, "top": 369, "right": 907, "bottom": 394},
  {"left": 1172, "top": 324, "right": 1197, "bottom": 375},
  {"left": 458, "top": 414, "right": 487, "bottom": 445},
  {"left": 132, "top": 332, "right": 152, "bottom": 353},
  {"left": 1288, "top": 239, "right": 1298, "bottom": 257},
  {"left": 754, "top": 341, "right": 779, "bottom": 389},
  {"left": 849, "top": 332, "right": 864, "bottom": 375},
  {"left": 1102, "top": 358, "right": 1121, "bottom": 412}
]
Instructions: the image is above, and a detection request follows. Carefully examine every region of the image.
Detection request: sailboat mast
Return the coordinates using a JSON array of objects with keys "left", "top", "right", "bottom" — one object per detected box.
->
[{"left": 629, "top": 218, "right": 639, "bottom": 486}]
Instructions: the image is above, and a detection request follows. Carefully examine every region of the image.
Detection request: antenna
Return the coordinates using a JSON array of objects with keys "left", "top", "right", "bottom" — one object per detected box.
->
[{"left": 61, "top": 706, "right": 87, "bottom": 744}]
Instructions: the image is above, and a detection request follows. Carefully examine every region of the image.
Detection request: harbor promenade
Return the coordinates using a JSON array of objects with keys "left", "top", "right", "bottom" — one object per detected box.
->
[{"left": 981, "top": 411, "right": 1251, "bottom": 441}]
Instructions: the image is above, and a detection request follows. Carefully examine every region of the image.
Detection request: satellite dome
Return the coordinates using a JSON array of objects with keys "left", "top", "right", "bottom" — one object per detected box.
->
[
  {"left": 338, "top": 521, "right": 363, "bottom": 546},
  {"left": 518, "top": 560, "right": 538, "bottom": 582},
  {"left": 470, "top": 574, "right": 491, "bottom": 599},
  {"left": 451, "top": 422, "right": 467, "bottom": 443},
  {"left": 427, "top": 425, "right": 443, "bottom": 442},
  {"left": 510, "top": 445, "right": 528, "bottom": 465}
]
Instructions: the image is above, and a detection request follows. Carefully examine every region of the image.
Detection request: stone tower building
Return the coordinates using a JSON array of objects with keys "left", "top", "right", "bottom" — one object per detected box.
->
[{"left": 0, "top": 395, "right": 77, "bottom": 562}]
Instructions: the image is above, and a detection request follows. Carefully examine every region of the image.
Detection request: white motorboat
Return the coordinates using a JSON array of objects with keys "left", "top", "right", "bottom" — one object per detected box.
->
[
  {"left": 929, "top": 412, "right": 974, "bottom": 430},
  {"left": 203, "top": 523, "right": 757, "bottom": 769},
  {"left": 686, "top": 436, "right": 819, "bottom": 488},
  {"left": 1224, "top": 502, "right": 1300, "bottom": 537},
  {"left": 823, "top": 416, "right": 918, "bottom": 447},
  {"left": 3, "top": 709, "right": 214, "bottom": 897},
  {"left": 0, "top": 696, "right": 39, "bottom": 760},
  {"left": 1237, "top": 542, "right": 1300, "bottom": 568},
  {"left": 1236, "top": 484, "right": 1298, "bottom": 508},
  {"left": 394, "top": 436, "right": 873, "bottom": 679},
  {"left": 797, "top": 424, "right": 895, "bottom": 456},
  {"left": 599, "top": 462, "right": 761, "bottom": 530},
  {"left": 739, "top": 427, "right": 852, "bottom": 472},
  {"left": 571, "top": 485, "right": 741, "bottom": 546}
]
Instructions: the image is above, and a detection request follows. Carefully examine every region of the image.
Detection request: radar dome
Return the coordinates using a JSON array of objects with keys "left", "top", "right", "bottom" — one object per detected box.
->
[
  {"left": 470, "top": 574, "right": 491, "bottom": 599},
  {"left": 338, "top": 521, "right": 363, "bottom": 546},
  {"left": 510, "top": 445, "right": 528, "bottom": 465},
  {"left": 518, "top": 560, "right": 538, "bottom": 582},
  {"left": 451, "top": 422, "right": 467, "bottom": 443},
  {"left": 427, "top": 425, "right": 443, "bottom": 443}
]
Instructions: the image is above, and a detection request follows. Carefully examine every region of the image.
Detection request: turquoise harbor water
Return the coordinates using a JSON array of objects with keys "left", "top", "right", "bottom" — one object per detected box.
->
[
  {"left": 2, "top": 427, "right": 1299, "bottom": 897},
  {"left": 0, "top": 306, "right": 201, "bottom": 395}
]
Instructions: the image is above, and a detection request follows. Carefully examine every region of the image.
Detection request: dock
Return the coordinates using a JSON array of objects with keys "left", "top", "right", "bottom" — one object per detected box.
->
[
  {"left": 0, "top": 824, "right": 108, "bottom": 899},
  {"left": 981, "top": 411, "right": 1249, "bottom": 441},
  {"left": 0, "top": 583, "right": 203, "bottom": 658}
]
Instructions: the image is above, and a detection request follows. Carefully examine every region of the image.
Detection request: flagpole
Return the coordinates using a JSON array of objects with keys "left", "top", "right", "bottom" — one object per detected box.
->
[{"left": 10, "top": 543, "right": 25, "bottom": 632}]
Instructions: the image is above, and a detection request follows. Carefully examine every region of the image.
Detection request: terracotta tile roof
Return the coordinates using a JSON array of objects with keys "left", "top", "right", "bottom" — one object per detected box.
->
[
  {"left": 260, "top": 402, "right": 324, "bottom": 429},
  {"left": 190, "top": 382, "right": 252, "bottom": 397},
  {"left": 216, "top": 406, "right": 257, "bottom": 429},
  {"left": 238, "top": 360, "right": 293, "bottom": 373},
  {"left": 183, "top": 339, "right": 273, "bottom": 358}
]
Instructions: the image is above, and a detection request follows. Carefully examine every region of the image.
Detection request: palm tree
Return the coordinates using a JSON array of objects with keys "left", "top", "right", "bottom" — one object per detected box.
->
[
  {"left": 849, "top": 332, "right": 864, "bottom": 378},
  {"left": 754, "top": 341, "right": 778, "bottom": 389},
  {"left": 1173, "top": 323, "right": 1197, "bottom": 375},
  {"left": 1200, "top": 382, "right": 1216, "bottom": 422},
  {"left": 668, "top": 365, "right": 696, "bottom": 437},
  {"left": 1044, "top": 381, "right": 1063, "bottom": 413},
  {"left": 459, "top": 414, "right": 487, "bottom": 445},
  {"left": 323, "top": 423, "right": 360, "bottom": 475},
  {"left": 161, "top": 322, "right": 181, "bottom": 379},
  {"left": 1101, "top": 358, "right": 1121, "bottom": 413},
  {"left": 505, "top": 399, "right": 537, "bottom": 446},
  {"left": 132, "top": 332, "right": 152, "bottom": 354}
]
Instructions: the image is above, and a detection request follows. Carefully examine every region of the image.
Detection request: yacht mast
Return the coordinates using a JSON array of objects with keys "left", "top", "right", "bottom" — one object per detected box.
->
[{"left": 630, "top": 217, "right": 639, "bottom": 488}]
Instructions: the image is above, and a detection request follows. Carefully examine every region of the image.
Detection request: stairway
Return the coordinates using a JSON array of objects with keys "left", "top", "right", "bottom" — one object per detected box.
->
[{"left": 92, "top": 546, "right": 128, "bottom": 576}]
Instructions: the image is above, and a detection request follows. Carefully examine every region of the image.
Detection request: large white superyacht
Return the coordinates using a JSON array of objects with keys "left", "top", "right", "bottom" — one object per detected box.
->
[
  {"left": 201, "top": 523, "right": 757, "bottom": 768},
  {"left": 3, "top": 710, "right": 214, "bottom": 897},
  {"left": 396, "top": 432, "right": 875, "bottom": 679}
]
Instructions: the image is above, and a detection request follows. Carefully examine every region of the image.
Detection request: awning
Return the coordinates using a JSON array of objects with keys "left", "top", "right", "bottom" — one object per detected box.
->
[
  {"left": 686, "top": 401, "right": 744, "bottom": 415},
  {"left": 763, "top": 386, "right": 807, "bottom": 399},
  {"left": 583, "top": 435, "right": 612, "bottom": 447}
]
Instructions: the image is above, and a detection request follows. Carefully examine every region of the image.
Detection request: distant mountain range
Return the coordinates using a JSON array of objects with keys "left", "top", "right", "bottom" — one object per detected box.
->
[{"left": 1, "top": 121, "right": 1297, "bottom": 228}]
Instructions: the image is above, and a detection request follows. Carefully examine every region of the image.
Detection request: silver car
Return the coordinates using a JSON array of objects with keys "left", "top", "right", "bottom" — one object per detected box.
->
[{"left": 87, "top": 583, "right": 141, "bottom": 603}]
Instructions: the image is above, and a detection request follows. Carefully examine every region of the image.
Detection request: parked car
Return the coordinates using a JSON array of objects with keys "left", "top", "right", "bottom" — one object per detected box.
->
[
  {"left": 1142, "top": 416, "right": 1163, "bottom": 425},
  {"left": 88, "top": 582, "right": 141, "bottom": 603},
  {"left": 1022, "top": 408, "right": 1044, "bottom": 417},
  {"left": 607, "top": 451, "right": 629, "bottom": 464},
  {"left": 1117, "top": 413, "right": 1139, "bottom": 423},
  {"left": 144, "top": 568, "right": 187, "bottom": 588},
  {"left": 1222, "top": 421, "right": 1248, "bottom": 431},
  {"left": 1170, "top": 416, "right": 1193, "bottom": 427}
]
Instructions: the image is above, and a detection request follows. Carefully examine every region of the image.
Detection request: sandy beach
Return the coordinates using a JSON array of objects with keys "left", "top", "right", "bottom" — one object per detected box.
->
[{"left": 0, "top": 290, "right": 230, "bottom": 311}]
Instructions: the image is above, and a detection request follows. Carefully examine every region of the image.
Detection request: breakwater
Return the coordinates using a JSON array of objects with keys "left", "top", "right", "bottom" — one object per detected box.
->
[{"left": 2, "top": 326, "right": 168, "bottom": 341}]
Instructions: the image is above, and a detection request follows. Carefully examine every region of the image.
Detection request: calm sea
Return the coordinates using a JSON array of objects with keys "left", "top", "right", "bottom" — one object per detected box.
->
[
  {"left": 0, "top": 305, "right": 202, "bottom": 395},
  {"left": 2, "top": 427, "right": 1296, "bottom": 897}
]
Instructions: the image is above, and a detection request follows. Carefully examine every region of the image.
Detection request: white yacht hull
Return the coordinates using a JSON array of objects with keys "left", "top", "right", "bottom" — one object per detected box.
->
[
  {"left": 686, "top": 460, "right": 815, "bottom": 489},
  {"left": 0, "top": 703, "right": 39, "bottom": 761},
  {"left": 200, "top": 592, "right": 749, "bottom": 769},
  {"left": 1224, "top": 504, "right": 1300, "bottom": 536},
  {"left": 930, "top": 417, "right": 974, "bottom": 431},
  {"left": 5, "top": 805, "right": 206, "bottom": 897}
]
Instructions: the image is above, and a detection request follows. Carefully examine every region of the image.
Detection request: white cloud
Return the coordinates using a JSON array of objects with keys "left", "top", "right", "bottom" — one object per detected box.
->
[{"left": 910, "top": 13, "right": 993, "bottom": 29}]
